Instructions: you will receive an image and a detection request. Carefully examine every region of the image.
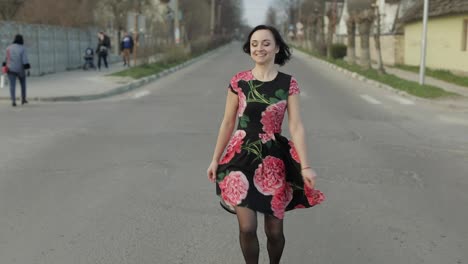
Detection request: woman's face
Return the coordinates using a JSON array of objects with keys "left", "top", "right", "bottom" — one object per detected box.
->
[{"left": 249, "top": 29, "right": 279, "bottom": 66}]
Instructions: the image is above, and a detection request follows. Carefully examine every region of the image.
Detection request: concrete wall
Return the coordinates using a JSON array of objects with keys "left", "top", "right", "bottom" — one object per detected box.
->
[
  {"left": 0, "top": 21, "right": 99, "bottom": 76},
  {"left": 404, "top": 14, "right": 468, "bottom": 73},
  {"left": 0, "top": 21, "right": 125, "bottom": 76},
  {"left": 338, "top": 34, "right": 404, "bottom": 65}
]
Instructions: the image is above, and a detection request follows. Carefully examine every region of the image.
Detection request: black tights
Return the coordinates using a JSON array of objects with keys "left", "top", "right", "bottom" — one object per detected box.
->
[{"left": 236, "top": 207, "right": 285, "bottom": 264}]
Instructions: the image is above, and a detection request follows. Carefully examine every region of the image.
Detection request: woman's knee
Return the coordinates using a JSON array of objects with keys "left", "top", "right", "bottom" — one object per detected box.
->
[{"left": 265, "top": 227, "right": 284, "bottom": 241}]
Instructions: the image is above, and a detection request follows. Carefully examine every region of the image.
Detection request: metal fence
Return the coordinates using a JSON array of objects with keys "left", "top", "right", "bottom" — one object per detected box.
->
[{"left": 0, "top": 21, "right": 115, "bottom": 76}]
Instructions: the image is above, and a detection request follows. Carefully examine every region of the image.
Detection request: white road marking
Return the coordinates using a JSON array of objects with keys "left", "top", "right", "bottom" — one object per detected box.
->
[
  {"left": 133, "top": 90, "right": 150, "bottom": 99},
  {"left": 437, "top": 115, "right": 468, "bottom": 126},
  {"left": 387, "top": 95, "right": 415, "bottom": 105},
  {"left": 360, "top": 94, "right": 382, "bottom": 105}
]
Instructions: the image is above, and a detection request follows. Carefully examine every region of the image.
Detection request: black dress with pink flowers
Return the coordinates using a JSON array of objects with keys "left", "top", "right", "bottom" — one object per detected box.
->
[{"left": 216, "top": 70, "right": 325, "bottom": 219}]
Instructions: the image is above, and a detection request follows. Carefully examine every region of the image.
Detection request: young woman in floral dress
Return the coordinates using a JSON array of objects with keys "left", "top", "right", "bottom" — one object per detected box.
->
[{"left": 207, "top": 25, "right": 325, "bottom": 264}]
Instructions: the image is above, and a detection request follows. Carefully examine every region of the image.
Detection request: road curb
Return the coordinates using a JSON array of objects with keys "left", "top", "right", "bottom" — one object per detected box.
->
[
  {"left": 0, "top": 44, "right": 228, "bottom": 102},
  {"left": 293, "top": 48, "right": 468, "bottom": 111}
]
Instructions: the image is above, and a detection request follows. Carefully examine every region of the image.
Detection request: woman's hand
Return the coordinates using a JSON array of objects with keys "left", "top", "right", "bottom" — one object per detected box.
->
[
  {"left": 207, "top": 160, "right": 218, "bottom": 183},
  {"left": 302, "top": 168, "right": 317, "bottom": 189}
]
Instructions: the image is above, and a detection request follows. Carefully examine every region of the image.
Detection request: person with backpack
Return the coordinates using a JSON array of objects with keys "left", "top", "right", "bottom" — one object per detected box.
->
[{"left": 120, "top": 32, "right": 134, "bottom": 67}]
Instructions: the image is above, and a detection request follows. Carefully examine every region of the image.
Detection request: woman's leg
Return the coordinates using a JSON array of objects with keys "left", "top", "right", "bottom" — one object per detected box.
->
[
  {"left": 236, "top": 206, "right": 259, "bottom": 264},
  {"left": 103, "top": 54, "right": 108, "bottom": 68},
  {"left": 97, "top": 54, "right": 102, "bottom": 69},
  {"left": 264, "top": 214, "right": 285, "bottom": 264},
  {"left": 19, "top": 75, "right": 27, "bottom": 103},
  {"left": 7, "top": 73, "right": 17, "bottom": 106}
]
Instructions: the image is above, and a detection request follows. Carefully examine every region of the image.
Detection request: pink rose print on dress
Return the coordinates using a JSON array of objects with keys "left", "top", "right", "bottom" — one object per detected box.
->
[
  {"left": 304, "top": 185, "right": 326, "bottom": 206},
  {"left": 230, "top": 71, "right": 253, "bottom": 117},
  {"left": 289, "top": 77, "right": 300, "bottom": 96},
  {"left": 271, "top": 184, "right": 293, "bottom": 219},
  {"left": 237, "top": 91, "right": 247, "bottom": 117},
  {"left": 259, "top": 100, "right": 287, "bottom": 143},
  {"left": 254, "top": 156, "right": 286, "bottom": 195},
  {"left": 219, "top": 130, "right": 246, "bottom": 164},
  {"left": 219, "top": 171, "right": 249, "bottom": 206},
  {"left": 288, "top": 140, "right": 300, "bottom": 163}
]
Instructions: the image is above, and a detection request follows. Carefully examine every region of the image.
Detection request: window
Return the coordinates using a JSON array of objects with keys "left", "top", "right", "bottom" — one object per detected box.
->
[{"left": 463, "top": 19, "right": 468, "bottom": 51}]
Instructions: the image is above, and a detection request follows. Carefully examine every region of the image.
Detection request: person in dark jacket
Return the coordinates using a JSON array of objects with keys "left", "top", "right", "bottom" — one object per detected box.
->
[
  {"left": 96, "top": 32, "right": 111, "bottom": 70},
  {"left": 2, "top": 34, "right": 31, "bottom": 107}
]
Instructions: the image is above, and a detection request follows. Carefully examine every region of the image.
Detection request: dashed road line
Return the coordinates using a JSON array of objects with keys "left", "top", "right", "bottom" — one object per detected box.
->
[
  {"left": 387, "top": 95, "right": 415, "bottom": 105},
  {"left": 360, "top": 94, "right": 382, "bottom": 105},
  {"left": 133, "top": 90, "right": 150, "bottom": 99}
]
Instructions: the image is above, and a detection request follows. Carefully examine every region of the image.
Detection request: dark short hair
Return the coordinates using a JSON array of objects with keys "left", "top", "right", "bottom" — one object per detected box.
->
[
  {"left": 13, "top": 34, "right": 24, "bottom": 45},
  {"left": 242, "top": 25, "right": 291, "bottom": 66}
]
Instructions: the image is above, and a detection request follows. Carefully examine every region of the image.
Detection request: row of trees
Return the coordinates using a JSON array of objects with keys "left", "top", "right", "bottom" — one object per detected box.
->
[
  {"left": 0, "top": 0, "right": 243, "bottom": 40},
  {"left": 268, "top": 0, "right": 393, "bottom": 73}
]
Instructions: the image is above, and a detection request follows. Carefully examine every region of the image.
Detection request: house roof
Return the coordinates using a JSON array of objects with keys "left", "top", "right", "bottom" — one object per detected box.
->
[{"left": 401, "top": 0, "right": 468, "bottom": 24}]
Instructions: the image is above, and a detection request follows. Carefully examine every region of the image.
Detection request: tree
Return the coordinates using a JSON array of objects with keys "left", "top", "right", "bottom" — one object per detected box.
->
[
  {"left": 11, "top": 0, "right": 97, "bottom": 26},
  {"left": 349, "top": 0, "right": 374, "bottom": 69},
  {"left": 372, "top": 1, "right": 385, "bottom": 74},
  {"left": 179, "top": 0, "right": 211, "bottom": 40},
  {"left": 265, "top": 6, "right": 277, "bottom": 26},
  {"left": 345, "top": 9, "right": 357, "bottom": 64},
  {"left": 0, "top": 0, "right": 25, "bottom": 21}
]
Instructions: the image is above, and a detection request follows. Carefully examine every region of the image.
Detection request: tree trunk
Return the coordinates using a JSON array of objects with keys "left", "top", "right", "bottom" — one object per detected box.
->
[
  {"left": 346, "top": 14, "right": 356, "bottom": 64},
  {"left": 317, "top": 15, "right": 327, "bottom": 56},
  {"left": 374, "top": 8, "right": 386, "bottom": 74},
  {"left": 326, "top": 12, "right": 334, "bottom": 59},
  {"left": 357, "top": 9, "right": 374, "bottom": 69}
]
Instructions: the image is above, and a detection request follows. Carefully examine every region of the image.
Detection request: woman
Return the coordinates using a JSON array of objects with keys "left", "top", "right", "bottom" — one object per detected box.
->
[
  {"left": 207, "top": 25, "right": 325, "bottom": 264},
  {"left": 96, "top": 32, "right": 110, "bottom": 70},
  {"left": 2, "top": 34, "right": 30, "bottom": 107}
]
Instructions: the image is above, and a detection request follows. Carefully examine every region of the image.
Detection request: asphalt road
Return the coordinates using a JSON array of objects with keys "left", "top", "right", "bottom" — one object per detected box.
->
[{"left": 1, "top": 42, "right": 467, "bottom": 264}]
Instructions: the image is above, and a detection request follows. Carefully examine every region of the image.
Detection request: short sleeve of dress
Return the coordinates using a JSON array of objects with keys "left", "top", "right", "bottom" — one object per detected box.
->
[
  {"left": 228, "top": 75, "right": 238, "bottom": 95},
  {"left": 289, "top": 76, "right": 300, "bottom": 96}
]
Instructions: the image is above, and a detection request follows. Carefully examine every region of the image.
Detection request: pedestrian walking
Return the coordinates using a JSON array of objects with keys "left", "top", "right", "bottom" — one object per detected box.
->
[
  {"left": 2, "top": 34, "right": 31, "bottom": 107},
  {"left": 207, "top": 25, "right": 325, "bottom": 264},
  {"left": 120, "top": 32, "right": 134, "bottom": 67},
  {"left": 96, "top": 31, "right": 111, "bottom": 70}
]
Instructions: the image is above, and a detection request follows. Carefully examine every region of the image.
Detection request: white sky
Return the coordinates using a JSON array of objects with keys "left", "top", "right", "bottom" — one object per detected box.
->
[{"left": 242, "top": 0, "right": 275, "bottom": 27}]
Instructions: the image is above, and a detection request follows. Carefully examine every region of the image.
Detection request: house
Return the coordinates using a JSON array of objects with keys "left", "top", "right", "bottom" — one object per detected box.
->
[
  {"left": 401, "top": 0, "right": 468, "bottom": 74},
  {"left": 334, "top": 0, "right": 417, "bottom": 65}
]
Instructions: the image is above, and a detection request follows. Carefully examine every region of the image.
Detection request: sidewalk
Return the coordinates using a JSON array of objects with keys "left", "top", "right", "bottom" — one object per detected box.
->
[
  {"left": 295, "top": 48, "right": 468, "bottom": 111},
  {"left": 0, "top": 46, "right": 221, "bottom": 103},
  {"left": 384, "top": 66, "right": 468, "bottom": 98},
  {"left": 0, "top": 62, "right": 131, "bottom": 102}
]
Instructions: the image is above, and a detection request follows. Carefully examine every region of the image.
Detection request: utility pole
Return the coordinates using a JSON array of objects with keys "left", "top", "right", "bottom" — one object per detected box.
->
[
  {"left": 419, "top": 0, "right": 429, "bottom": 85},
  {"left": 210, "top": 0, "right": 215, "bottom": 36}
]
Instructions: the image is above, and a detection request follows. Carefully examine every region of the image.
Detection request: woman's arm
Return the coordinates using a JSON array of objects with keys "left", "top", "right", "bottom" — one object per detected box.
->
[
  {"left": 207, "top": 89, "right": 238, "bottom": 182},
  {"left": 287, "top": 94, "right": 317, "bottom": 188},
  {"left": 211, "top": 89, "right": 238, "bottom": 162},
  {"left": 287, "top": 94, "right": 309, "bottom": 169},
  {"left": 22, "top": 48, "right": 30, "bottom": 70}
]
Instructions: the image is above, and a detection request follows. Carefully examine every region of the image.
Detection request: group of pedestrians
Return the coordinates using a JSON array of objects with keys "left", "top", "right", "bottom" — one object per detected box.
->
[
  {"left": 95, "top": 31, "right": 134, "bottom": 70},
  {"left": 2, "top": 31, "right": 134, "bottom": 107}
]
